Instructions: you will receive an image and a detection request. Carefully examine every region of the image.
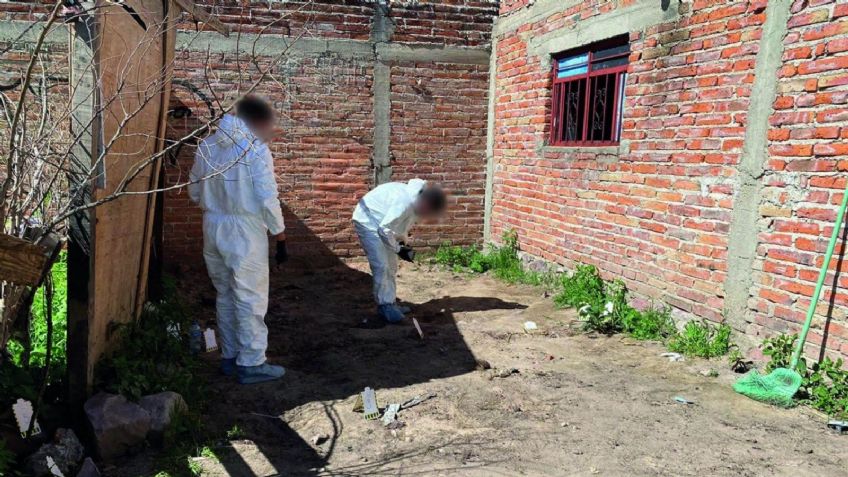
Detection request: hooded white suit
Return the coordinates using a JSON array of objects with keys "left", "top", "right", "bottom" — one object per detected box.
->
[
  {"left": 352, "top": 179, "right": 427, "bottom": 305},
  {"left": 189, "top": 115, "right": 285, "bottom": 367}
]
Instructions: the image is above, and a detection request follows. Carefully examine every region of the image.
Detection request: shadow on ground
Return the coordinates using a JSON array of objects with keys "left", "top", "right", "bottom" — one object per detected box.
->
[{"left": 179, "top": 215, "right": 524, "bottom": 476}]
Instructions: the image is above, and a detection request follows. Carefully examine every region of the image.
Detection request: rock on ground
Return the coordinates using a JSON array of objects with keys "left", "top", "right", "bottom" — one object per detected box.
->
[
  {"left": 24, "top": 428, "right": 84, "bottom": 477},
  {"left": 139, "top": 391, "right": 187, "bottom": 444},
  {"left": 84, "top": 393, "right": 151, "bottom": 460}
]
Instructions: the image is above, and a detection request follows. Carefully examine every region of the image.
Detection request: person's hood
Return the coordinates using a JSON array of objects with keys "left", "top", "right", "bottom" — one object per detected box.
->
[
  {"left": 214, "top": 114, "right": 256, "bottom": 147},
  {"left": 406, "top": 178, "right": 427, "bottom": 196}
]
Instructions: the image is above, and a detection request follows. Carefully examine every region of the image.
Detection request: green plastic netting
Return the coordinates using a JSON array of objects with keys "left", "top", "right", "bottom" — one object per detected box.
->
[{"left": 733, "top": 368, "right": 802, "bottom": 408}]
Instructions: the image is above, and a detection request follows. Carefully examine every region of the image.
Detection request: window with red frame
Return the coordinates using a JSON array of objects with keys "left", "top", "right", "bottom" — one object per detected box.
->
[{"left": 549, "top": 36, "right": 629, "bottom": 146}]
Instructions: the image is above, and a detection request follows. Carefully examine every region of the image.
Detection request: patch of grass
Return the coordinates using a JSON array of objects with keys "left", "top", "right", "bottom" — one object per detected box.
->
[
  {"left": 554, "top": 265, "right": 677, "bottom": 341},
  {"left": 435, "top": 232, "right": 733, "bottom": 355},
  {"left": 8, "top": 252, "right": 68, "bottom": 377},
  {"left": 226, "top": 425, "right": 245, "bottom": 440},
  {"left": 431, "top": 230, "right": 557, "bottom": 287},
  {"left": 761, "top": 334, "right": 848, "bottom": 417},
  {"left": 667, "top": 321, "right": 732, "bottom": 358}
]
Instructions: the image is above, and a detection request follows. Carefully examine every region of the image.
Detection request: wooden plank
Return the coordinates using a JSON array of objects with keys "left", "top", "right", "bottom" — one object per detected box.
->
[
  {"left": 85, "top": 0, "right": 171, "bottom": 386},
  {"left": 134, "top": 0, "right": 178, "bottom": 319},
  {"left": 172, "top": 0, "right": 230, "bottom": 37},
  {"left": 0, "top": 234, "right": 47, "bottom": 286}
]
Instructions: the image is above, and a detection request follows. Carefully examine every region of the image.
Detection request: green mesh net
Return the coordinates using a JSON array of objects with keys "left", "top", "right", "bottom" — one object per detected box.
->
[{"left": 733, "top": 368, "right": 802, "bottom": 408}]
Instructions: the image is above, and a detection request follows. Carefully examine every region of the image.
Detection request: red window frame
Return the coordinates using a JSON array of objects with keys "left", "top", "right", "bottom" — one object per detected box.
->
[{"left": 549, "top": 37, "right": 629, "bottom": 147}]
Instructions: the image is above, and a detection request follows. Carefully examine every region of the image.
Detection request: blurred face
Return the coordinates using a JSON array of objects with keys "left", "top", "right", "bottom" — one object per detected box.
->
[
  {"left": 414, "top": 199, "right": 444, "bottom": 219},
  {"left": 250, "top": 118, "right": 276, "bottom": 144}
]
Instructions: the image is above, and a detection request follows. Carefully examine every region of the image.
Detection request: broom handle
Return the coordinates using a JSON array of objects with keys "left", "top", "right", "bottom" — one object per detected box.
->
[{"left": 791, "top": 180, "right": 848, "bottom": 369}]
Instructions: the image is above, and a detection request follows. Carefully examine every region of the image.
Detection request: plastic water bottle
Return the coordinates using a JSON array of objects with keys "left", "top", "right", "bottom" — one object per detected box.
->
[{"left": 189, "top": 321, "right": 203, "bottom": 354}]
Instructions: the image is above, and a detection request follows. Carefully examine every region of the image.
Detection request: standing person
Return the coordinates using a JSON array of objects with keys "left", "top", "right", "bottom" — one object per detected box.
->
[
  {"left": 352, "top": 179, "right": 447, "bottom": 323},
  {"left": 189, "top": 96, "right": 288, "bottom": 384}
]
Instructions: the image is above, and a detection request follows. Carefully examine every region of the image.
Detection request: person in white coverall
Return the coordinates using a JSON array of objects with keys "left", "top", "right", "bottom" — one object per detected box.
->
[
  {"left": 352, "top": 180, "right": 447, "bottom": 323},
  {"left": 189, "top": 96, "right": 287, "bottom": 385}
]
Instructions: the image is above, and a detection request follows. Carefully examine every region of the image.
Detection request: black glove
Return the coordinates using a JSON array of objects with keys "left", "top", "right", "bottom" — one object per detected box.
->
[
  {"left": 275, "top": 240, "right": 288, "bottom": 265},
  {"left": 398, "top": 245, "right": 415, "bottom": 263}
]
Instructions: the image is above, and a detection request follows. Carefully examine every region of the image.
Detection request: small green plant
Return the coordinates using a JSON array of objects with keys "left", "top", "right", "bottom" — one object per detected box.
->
[
  {"left": 803, "top": 357, "right": 848, "bottom": 417},
  {"left": 761, "top": 334, "right": 805, "bottom": 374},
  {"left": 554, "top": 266, "right": 676, "bottom": 341},
  {"left": 623, "top": 305, "right": 677, "bottom": 341},
  {"left": 727, "top": 348, "right": 753, "bottom": 373},
  {"left": 94, "top": 276, "right": 203, "bottom": 402},
  {"left": 8, "top": 252, "right": 68, "bottom": 378},
  {"left": 226, "top": 425, "right": 245, "bottom": 440},
  {"left": 431, "top": 231, "right": 557, "bottom": 287},
  {"left": 667, "top": 321, "right": 732, "bottom": 358}
]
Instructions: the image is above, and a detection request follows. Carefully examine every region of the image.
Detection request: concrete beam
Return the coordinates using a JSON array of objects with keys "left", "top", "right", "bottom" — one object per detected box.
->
[
  {"left": 723, "top": 0, "right": 794, "bottom": 333},
  {"left": 527, "top": 0, "right": 680, "bottom": 70},
  {"left": 0, "top": 20, "right": 489, "bottom": 65},
  {"left": 377, "top": 43, "right": 489, "bottom": 65},
  {"left": 494, "top": 0, "right": 583, "bottom": 37}
]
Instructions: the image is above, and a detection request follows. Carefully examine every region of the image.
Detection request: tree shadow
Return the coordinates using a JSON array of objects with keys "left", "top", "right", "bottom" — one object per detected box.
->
[{"left": 184, "top": 210, "right": 526, "bottom": 476}]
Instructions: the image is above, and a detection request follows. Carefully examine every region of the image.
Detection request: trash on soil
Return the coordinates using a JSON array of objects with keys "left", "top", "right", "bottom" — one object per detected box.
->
[
  {"left": 311, "top": 434, "right": 329, "bottom": 446},
  {"left": 489, "top": 368, "right": 520, "bottom": 380},
  {"left": 412, "top": 318, "right": 424, "bottom": 340},
  {"left": 203, "top": 328, "right": 218, "bottom": 352},
  {"left": 13, "top": 398, "right": 41, "bottom": 437},
  {"left": 699, "top": 369, "right": 719, "bottom": 378},
  {"left": 827, "top": 420, "right": 847, "bottom": 434},
  {"left": 401, "top": 392, "right": 437, "bottom": 410},
  {"left": 362, "top": 387, "right": 380, "bottom": 420},
  {"left": 381, "top": 403, "right": 401, "bottom": 426},
  {"left": 523, "top": 321, "right": 538, "bottom": 332},
  {"left": 673, "top": 396, "right": 695, "bottom": 405},
  {"left": 661, "top": 352, "right": 684, "bottom": 362}
]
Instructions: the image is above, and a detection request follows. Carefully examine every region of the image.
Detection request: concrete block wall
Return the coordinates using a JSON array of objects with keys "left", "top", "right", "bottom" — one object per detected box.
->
[
  {"left": 162, "top": 0, "right": 497, "bottom": 262},
  {"left": 487, "top": 0, "right": 848, "bottom": 360}
]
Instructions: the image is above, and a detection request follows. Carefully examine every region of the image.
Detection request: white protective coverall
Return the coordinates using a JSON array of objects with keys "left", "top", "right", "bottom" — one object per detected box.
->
[
  {"left": 352, "top": 179, "right": 427, "bottom": 305},
  {"left": 189, "top": 115, "right": 285, "bottom": 367}
]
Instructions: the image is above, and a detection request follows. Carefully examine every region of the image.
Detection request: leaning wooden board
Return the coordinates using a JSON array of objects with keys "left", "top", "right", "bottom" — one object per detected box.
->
[{"left": 0, "top": 234, "right": 48, "bottom": 286}]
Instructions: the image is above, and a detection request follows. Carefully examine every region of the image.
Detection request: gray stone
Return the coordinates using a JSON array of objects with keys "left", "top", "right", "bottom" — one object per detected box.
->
[
  {"left": 84, "top": 393, "right": 151, "bottom": 460},
  {"left": 24, "top": 428, "right": 85, "bottom": 477},
  {"left": 76, "top": 458, "right": 100, "bottom": 477},
  {"left": 138, "top": 391, "right": 187, "bottom": 443}
]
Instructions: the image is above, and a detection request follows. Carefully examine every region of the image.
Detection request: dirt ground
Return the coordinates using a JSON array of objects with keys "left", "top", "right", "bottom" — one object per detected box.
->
[{"left": 130, "top": 259, "right": 848, "bottom": 476}]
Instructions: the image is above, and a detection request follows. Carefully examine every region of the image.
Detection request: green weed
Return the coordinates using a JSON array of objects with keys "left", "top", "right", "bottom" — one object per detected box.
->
[
  {"left": 554, "top": 265, "right": 677, "bottom": 341},
  {"left": 431, "top": 230, "right": 557, "bottom": 287},
  {"left": 667, "top": 321, "right": 732, "bottom": 358},
  {"left": 8, "top": 252, "right": 68, "bottom": 376},
  {"left": 761, "top": 334, "right": 848, "bottom": 417},
  {"left": 94, "top": 276, "right": 203, "bottom": 403}
]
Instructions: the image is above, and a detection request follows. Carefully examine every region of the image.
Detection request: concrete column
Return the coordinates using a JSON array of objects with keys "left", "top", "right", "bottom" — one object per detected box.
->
[
  {"left": 483, "top": 35, "right": 498, "bottom": 241},
  {"left": 723, "top": 0, "right": 794, "bottom": 332},
  {"left": 371, "top": 2, "right": 394, "bottom": 186}
]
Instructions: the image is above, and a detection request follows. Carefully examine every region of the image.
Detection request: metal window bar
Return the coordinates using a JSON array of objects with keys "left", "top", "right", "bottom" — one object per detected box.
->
[{"left": 550, "top": 43, "right": 629, "bottom": 147}]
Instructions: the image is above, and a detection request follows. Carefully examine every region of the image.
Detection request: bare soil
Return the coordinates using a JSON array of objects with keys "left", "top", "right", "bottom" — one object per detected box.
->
[{"left": 136, "top": 260, "right": 848, "bottom": 476}]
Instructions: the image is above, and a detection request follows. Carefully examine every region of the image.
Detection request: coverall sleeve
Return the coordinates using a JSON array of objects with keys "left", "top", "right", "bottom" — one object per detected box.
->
[
  {"left": 249, "top": 144, "right": 286, "bottom": 235},
  {"left": 188, "top": 144, "right": 205, "bottom": 205},
  {"left": 377, "top": 203, "right": 410, "bottom": 253}
]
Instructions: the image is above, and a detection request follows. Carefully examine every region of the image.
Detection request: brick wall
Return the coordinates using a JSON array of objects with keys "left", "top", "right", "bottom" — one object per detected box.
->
[
  {"left": 753, "top": 0, "right": 848, "bottom": 358},
  {"left": 488, "top": 0, "right": 848, "bottom": 360},
  {"left": 160, "top": 0, "right": 498, "bottom": 263}
]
